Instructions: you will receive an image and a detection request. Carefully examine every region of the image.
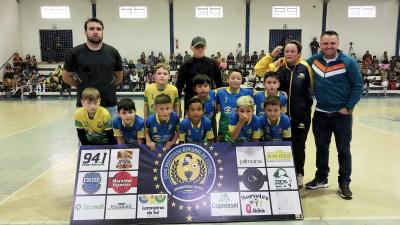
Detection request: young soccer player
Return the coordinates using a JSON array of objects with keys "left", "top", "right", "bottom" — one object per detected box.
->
[
  {"left": 112, "top": 98, "right": 145, "bottom": 144},
  {"left": 145, "top": 94, "right": 180, "bottom": 150},
  {"left": 228, "top": 96, "right": 261, "bottom": 142},
  {"left": 253, "top": 71, "right": 287, "bottom": 116},
  {"left": 216, "top": 69, "right": 253, "bottom": 141},
  {"left": 74, "top": 87, "right": 114, "bottom": 145},
  {"left": 259, "top": 95, "right": 291, "bottom": 141},
  {"left": 179, "top": 97, "right": 214, "bottom": 143},
  {"left": 144, "top": 63, "right": 180, "bottom": 120}
]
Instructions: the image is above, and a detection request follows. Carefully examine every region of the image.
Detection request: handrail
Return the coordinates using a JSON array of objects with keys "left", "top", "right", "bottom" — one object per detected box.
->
[{"left": 0, "top": 53, "right": 15, "bottom": 70}]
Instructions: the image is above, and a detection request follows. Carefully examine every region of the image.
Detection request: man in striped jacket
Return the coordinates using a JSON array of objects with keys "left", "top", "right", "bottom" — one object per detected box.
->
[{"left": 305, "top": 30, "right": 363, "bottom": 200}]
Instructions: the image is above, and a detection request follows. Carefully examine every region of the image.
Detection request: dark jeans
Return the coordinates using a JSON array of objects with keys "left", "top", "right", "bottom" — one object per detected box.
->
[
  {"left": 312, "top": 111, "right": 353, "bottom": 185},
  {"left": 291, "top": 118, "right": 311, "bottom": 176}
]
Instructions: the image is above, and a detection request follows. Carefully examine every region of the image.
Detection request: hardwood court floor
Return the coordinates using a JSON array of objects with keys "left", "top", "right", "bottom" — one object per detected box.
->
[{"left": 0, "top": 97, "right": 399, "bottom": 225}]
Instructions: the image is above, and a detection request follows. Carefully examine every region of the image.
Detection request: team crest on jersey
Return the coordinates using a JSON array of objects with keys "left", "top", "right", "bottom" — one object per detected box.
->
[
  {"left": 97, "top": 122, "right": 103, "bottom": 128},
  {"left": 298, "top": 73, "right": 305, "bottom": 79},
  {"left": 153, "top": 127, "right": 157, "bottom": 133},
  {"left": 224, "top": 106, "right": 233, "bottom": 114},
  {"left": 160, "top": 144, "right": 216, "bottom": 202}
]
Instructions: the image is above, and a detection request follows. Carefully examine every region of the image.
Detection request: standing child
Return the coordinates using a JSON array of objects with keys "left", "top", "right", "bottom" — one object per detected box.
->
[
  {"left": 216, "top": 69, "right": 253, "bottom": 141},
  {"left": 179, "top": 97, "right": 214, "bottom": 143},
  {"left": 144, "top": 63, "right": 180, "bottom": 120},
  {"left": 259, "top": 95, "right": 291, "bottom": 141},
  {"left": 228, "top": 96, "right": 261, "bottom": 142},
  {"left": 145, "top": 94, "right": 180, "bottom": 150},
  {"left": 74, "top": 87, "right": 114, "bottom": 145},
  {"left": 113, "top": 98, "right": 145, "bottom": 144},
  {"left": 254, "top": 71, "right": 287, "bottom": 116},
  {"left": 193, "top": 74, "right": 217, "bottom": 138}
]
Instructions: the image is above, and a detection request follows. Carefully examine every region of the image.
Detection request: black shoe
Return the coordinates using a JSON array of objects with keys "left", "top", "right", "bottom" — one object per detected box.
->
[
  {"left": 305, "top": 177, "right": 329, "bottom": 189},
  {"left": 338, "top": 184, "right": 353, "bottom": 200}
]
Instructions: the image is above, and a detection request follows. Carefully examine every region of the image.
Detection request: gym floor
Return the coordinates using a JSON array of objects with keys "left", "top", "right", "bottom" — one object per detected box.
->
[{"left": 0, "top": 97, "right": 399, "bottom": 225}]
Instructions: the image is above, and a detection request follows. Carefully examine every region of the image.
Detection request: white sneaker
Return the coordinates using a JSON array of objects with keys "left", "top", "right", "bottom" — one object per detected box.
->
[{"left": 297, "top": 174, "right": 304, "bottom": 188}]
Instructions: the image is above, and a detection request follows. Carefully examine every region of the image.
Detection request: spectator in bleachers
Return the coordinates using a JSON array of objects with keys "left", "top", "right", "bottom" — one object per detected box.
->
[
  {"left": 227, "top": 52, "right": 234, "bottom": 64},
  {"left": 184, "top": 51, "right": 191, "bottom": 62},
  {"left": 380, "top": 51, "right": 390, "bottom": 81},
  {"left": 169, "top": 53, "right": 177, "bottom": 71},
  {"left": 2, "top": 63, "right": 15, "bottom": 91},
  {"left": 158, "top": 52, "right": 166, "bottom": 63},
  {"left": 12, "top": 52, "right": 23, "bottom": 68},
  {"left": 216, "top": 52, "right": 222, "bottom": 62},
  {"left": 371, "top": 55, "right": 379, "bottom": 75},
  {"left": 54, "top": 65, "right": 63, "bottom": 79},
  {"left": 47, "top": 72, "right": 59, "bottom": 92},
  {"left": 259, "top": 50, "right": 266, "bottom": 59},
  {"left": 236, "top": 51, "right": 243, "bottom": 69},
  {"left": 30, "top": 71, "right": 41, "bottom": 93},
  {"left": 250, "top": 51, "right": 259, "bottom": 66},
  {"left": 136, "top": 59, "right": 145, "bottom": 71},
  {"left": 219, "top": 58, "right": 227, "bottom": 72},
  {"left": 31, "top": 55, "right": 38, "bottom": 70},
  {"left": 362, "top": 50, "right": 372, "bottom": 62},
  {"left": 310, "top": 37, "right": 320, "bottom": 55},
  {"left": 236, "top": 43, "right": 243, "bottom": 56},
  {"left": 148, "top": 51, "right": 156, "bottom": 65},
  {"left": 128, "top": 60, "right": 136, "bottom": 71},
  {"left": 139, "top": 52, "right": 146, "bottom": 64},
  {"left": 177, "top": 36, "right": 222, "bottom": 112},
  {"left": 243, "top": 52, "right": 251, "bottom": 68},
  {"left": 176, "top": 53, "right": 183, "bottom": 65}
]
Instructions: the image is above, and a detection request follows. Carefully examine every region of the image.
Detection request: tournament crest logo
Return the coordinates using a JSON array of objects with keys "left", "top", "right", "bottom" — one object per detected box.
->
[
  {"left": 82, "top": 172, "right": 102, "bottom": 194},
  {"left": 161, "top": 144, "right": 216, "bottom": 202}
]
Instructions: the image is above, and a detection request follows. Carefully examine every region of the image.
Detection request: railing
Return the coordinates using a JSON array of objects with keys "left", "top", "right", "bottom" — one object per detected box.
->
[{"left": 0, "top": 53, "right": 15, "bottom": 70}]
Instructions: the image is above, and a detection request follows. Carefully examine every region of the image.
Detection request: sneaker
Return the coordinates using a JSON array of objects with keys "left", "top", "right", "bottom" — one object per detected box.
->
[
  {"left": 305, "top": 177, "right": 329, "bottom": 189},
  {"left": 338, "top": 184, "right": 353, "bottom": 200},
  {"left": 297, "top": 174, "right": 304, "bottom": 188}
]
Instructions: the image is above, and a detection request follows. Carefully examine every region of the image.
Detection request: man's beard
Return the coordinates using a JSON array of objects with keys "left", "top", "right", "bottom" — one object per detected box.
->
[{"left": 87, "top": 36, "right": 103, "bottom": 44}]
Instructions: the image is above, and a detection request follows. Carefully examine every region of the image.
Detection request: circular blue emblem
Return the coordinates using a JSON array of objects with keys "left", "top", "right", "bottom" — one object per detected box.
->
[
  {"left": 82, "top": 172, "right": 102, "bottom": 194},
  {"left": 160, "top": 144, "right": 216, "bottom": 202}
]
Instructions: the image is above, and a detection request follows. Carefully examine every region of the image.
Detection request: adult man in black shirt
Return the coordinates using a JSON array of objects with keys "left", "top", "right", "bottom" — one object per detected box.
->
[
  {"left": 176, "top": 36, "right": 222, "bottom": 112},
  {"left": 62, "top": 18, "right": 123, "bottom": 119}
]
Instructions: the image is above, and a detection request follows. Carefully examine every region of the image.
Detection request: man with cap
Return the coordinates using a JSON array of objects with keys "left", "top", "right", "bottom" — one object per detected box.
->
[{"left": 176, "top": 36, "right": 222, "bottom": 114}]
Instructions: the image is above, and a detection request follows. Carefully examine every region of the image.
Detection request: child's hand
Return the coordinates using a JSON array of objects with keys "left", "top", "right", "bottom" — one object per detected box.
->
[
  {"left": 165, "top": 141, "right": 175, "bottom": 150},
  {"left": 238, "top": 113, "right": 249, "bottom": 125},
  {"left": 146, "top": 141, "right": 156, "bottom": 150}
]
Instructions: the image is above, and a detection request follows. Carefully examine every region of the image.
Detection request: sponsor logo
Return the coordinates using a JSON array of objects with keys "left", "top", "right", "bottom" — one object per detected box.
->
[
  {"left": 242, "top": 168, "right": 265, "bottom": 191},
  {"left": 81, "top": 151, "right": 108, "bottom": 167},
  {"left": 108, "top": 171, "right": 137, "bottom": 194},
  {"left": 210, "top": 192, "right": 241, "bottom": 216},
  {"left": 107, "top": 202, "right": 135, "bottom": 210},
  {"left": 241, "top": 193, "right": 270, "bottom": 215},
  {"left": 273, "top": 168, "right": 292, "bottom": 189},
  {"left": 239, "top": 158, "right": 263, "bottom": 166},
  {"left": 137, "top": 194, "right": 168, "bottom": 218},
  {"left": 82, "top": 172, "right": 102, "bottom": 194},
  {"left": 161, "top": 144, "right": 216, "bottom": 202},
  {"left": 266, "top": 150, "right": 292, "bottom": 161},
  {"left": 116, "top": 150, "right": 133, "bottom": 169},
  {"left": 74, "top": 203, "right": 104, "bottom": 211}
]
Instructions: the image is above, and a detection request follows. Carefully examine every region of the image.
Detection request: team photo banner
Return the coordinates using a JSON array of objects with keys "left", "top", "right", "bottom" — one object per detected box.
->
[{"left": 70, "top": 142, "right": 303, "bottom": 224}]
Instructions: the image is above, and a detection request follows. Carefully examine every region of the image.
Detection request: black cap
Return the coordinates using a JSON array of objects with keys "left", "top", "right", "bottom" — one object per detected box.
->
[{"left": 191, "top": 36, "right": 206, "bottom": 47}]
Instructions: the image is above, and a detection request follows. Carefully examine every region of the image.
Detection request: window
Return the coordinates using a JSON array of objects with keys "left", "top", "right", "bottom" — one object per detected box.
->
[
  {"left": 119, "top": 6, "right": 147, "bottom": 18},
  {"left": 195, "top": 6, "right": 223, "bottom": 18},
  {"left": 272, "top": 6, "right": 300, "bottom": 18},
  {"left": 348, "top": 6, "right": 376, "bottom": 18},
  {"left": 40, "top": 6, "right": 70, "bottom": 19}
]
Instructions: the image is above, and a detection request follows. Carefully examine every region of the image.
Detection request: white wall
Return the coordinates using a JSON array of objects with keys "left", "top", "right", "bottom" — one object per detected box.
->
[
  {"left": 174, "top": 0, "right": 246, "bottom": 57},
  {"left": 251, "top": 0, "right": 323, "bottom": 58},
  {"left": 96, "top": 0, "right": 170, "bottom": 61},
  {"left": 19, "top": 0, "right": 91, "bottom": 61},
  {"left": 327, "top": 0, "right": 398, "bottom": 60},
  {"left": 17, "top": 0, "right": 399, "bottom": 61},
  {"left": 0, "top": 0, "right": 20, "bottom": 69}
]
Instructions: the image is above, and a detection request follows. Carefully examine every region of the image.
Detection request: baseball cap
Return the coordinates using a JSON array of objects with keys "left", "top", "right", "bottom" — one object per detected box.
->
[{"left": 191, "top": 36, "right": 206, "bottom": 47}]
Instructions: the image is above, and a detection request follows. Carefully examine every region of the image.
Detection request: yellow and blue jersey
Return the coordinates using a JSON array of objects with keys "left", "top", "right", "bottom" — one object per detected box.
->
[
  {"left": 179, "top": 116, "right": 214, "bottom": 143},
  {"left": 253, "top": 91, "right": 288, "bottom": 116},
  {"left": 144, "top": 83, "right": 179, "bottom": 116},
  {"left": 259, "top": 113, "right": 291, "bottom": 141},
  {"left": 74, "top": 106, "right": 112, "bottom": 144},
  {"left": 201, "top": 90, "right": 217, "bottom": 120},
  {"left": 112, "top": 115, "right": 145, "bottom": 144},
  {"left": 228, "top": 114, "right": 261, "bottom": 142},
  {"left": 216, "top": 87, "right": 253, "bottom": 135},
  {"left": 145, "top": 112, "right": 180, "bottom": 144}
]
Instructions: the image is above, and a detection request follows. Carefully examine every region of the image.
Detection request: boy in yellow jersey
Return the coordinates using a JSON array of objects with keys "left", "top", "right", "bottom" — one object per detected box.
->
[
  {"left": 74, "top": 87, "right": 114, "bottom": 145},
  {"left": 144, "top": 63, "right": 180, "bottom": 120}
]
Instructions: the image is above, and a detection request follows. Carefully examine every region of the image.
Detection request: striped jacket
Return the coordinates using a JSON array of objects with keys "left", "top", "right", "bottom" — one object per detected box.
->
[{"left": 307, "top": 50, "right": 363, "bottom": 112}]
